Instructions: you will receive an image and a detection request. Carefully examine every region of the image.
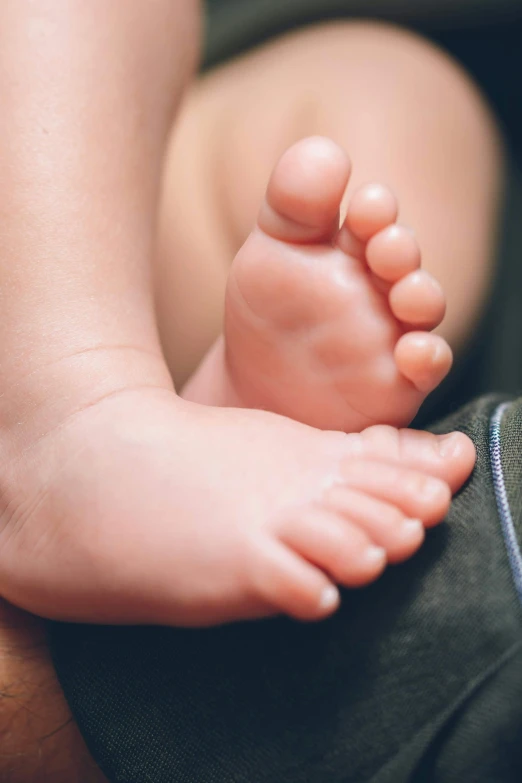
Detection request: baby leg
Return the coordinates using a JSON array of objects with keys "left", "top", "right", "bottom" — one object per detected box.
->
[
  {"left": 185, "top": 136, "right": 453, "bottom": 431},
  {"left": 157, "top": 21, "right": 503, "bottom": 389}
]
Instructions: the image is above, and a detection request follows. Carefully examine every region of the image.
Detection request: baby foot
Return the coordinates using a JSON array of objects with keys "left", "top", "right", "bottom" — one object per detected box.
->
[
  {"left": 0, "top": 386, "right": 474, "bottom": 626},
  {"left": 223, "top": 136, "right": 453, "bottom": 432}
]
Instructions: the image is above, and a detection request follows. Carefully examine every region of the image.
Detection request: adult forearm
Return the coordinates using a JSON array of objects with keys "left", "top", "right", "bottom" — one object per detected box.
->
[{"left": 0, "top": 602, "right": 108, "bottom": 783}]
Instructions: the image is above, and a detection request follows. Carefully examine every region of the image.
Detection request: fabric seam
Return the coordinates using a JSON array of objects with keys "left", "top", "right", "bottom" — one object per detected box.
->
[{"left": 489, "top": 401, "right": 522, "bottom": 606}]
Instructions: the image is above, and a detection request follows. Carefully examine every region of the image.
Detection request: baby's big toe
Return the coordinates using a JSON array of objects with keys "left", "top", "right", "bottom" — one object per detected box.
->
[
  {"left": 258, "top": 136, "right": 351, "bottom": 244},
  {"left": 349, "top": 425, "right": 476, "bottom": 494}
]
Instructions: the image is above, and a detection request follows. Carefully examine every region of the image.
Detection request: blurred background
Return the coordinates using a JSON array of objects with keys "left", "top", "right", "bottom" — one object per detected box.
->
[
  {"left": 202, "top": 0, "right": 522, "bottom": 419},
  {"left": 204, "top": 0, "right": 522, "bottom": 167}
]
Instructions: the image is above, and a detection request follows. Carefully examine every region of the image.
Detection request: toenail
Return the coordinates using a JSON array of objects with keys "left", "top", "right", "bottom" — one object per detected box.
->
[
  {"left": 319, "top": 585, "right": 340, "bottom": 612},
  {"left": 431, "top": 341, "right": 443, "bottom": 362},
  {"left": 438, "top": 432, "right": 461, "bottom": 459},
  {"left": 363, "top": 546, "right": 387, "bottom": 568},
  {"left": 401, "top": 519, "right": 424, "bottom": 538},
  {"left": 421, "top": 478, "right": 446, "bottom": 502}
]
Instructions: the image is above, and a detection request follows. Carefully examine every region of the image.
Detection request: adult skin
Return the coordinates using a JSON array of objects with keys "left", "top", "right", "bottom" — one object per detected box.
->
[{"left": 0, "top": 600, "right": 107, "bottom": 782}]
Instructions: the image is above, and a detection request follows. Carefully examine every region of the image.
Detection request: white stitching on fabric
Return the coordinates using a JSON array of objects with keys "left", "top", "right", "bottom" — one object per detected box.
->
[{"left": 489, "top": 402, "right": 522, "bottom": 605}]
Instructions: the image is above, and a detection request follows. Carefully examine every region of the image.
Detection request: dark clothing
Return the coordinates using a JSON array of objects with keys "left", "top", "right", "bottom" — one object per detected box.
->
[
  {"left": 48, "top": 3, "right": 522, "bottom": 781},
  {"left": 48, "top": 397, "right": 522, "bottom": 783}
]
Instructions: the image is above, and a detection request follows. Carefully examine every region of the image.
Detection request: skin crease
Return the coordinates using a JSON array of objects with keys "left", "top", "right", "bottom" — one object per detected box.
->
[
  {"left": 183, "top": 138, "right": 453, "bottom": 432},
  {"left": 0, "top": 2, "right": 200, "bottom": 779},
  {"left": 158, "top": 22, "right": 502, "bottom": 390},
  {"left": 0, "top": 4, "right": 500, "bottom": 782},
  {"left": 0, "top": 2, "right": 474, "bottom": 633}
]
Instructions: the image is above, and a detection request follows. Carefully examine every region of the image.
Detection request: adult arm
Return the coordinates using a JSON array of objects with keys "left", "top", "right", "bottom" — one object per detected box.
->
[{"left": 0, "top": 600, "right": 107, "bottom": 782}]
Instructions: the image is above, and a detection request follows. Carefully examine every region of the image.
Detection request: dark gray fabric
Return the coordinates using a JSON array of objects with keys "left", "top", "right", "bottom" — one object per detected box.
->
[
  {"left": 48, "top": 394, "right": 522, "bottom": 783},
  {"left": 413, "top": 649, "right": 522, "bottom": 783},
  {"left": 204, "top": 0, "right": 522, "bottom": 68},
  {"left": 503, "top": 403, "right": 522, "bottom": 522}
]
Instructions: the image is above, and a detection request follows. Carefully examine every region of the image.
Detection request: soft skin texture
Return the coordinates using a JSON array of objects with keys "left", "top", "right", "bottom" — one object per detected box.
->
[
  {"left": 184, "top": 137, "right": 452, "bottom": 431},
  {"left": 0, "top": 127, "right": 472, "bottom": 628},
  {"left": 158, "top": 22, "right": 502, "bottom": 391},
  {"left": 0, "top": 600, "right": 108, "bottom": 783},
  {"left": 0, "top": 5, "right": 475, "bottom": 631},
  {"left": 0, "top": 7, "right": 497, "bottom": 781},
  {"left": 0, "top": 390, "right": 475, "bottom": 626}
]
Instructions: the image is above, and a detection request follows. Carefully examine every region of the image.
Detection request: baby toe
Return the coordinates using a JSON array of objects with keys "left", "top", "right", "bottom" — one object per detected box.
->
[
  {"left": 395, "top": 332, "right": 453, "bottom": 393},
  {"left": 366, "top": 224, "right": 421, "bottom": 282},
  {"left": 389, "top": 270, "right": 446, "bottom": 328},
  {"left": 249, "top": 535, "right": 341, "bottom": 621},
  {"left": 325, "top": 486, "right": 425, "bottom": 564},
  {"left": 345, "top": 183, "right": 398, "bottom": 242},
  {"left": 353, "top": 425, "right": 476, "bottom": 493},
  {"left": 258, "top": 136, "right": 351, "bottom": 244},
  {"left": 280, "top": 507, "right": 387, "bottom": 589},
  {"left": 341, "top": 460, "right": 451, "bottom": 527}
]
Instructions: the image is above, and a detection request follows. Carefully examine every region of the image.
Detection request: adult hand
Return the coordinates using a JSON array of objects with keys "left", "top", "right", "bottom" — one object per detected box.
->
[{"left": 0, "top": 599, "right": 108, "bottom": 783}]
